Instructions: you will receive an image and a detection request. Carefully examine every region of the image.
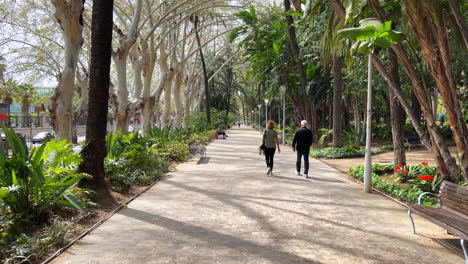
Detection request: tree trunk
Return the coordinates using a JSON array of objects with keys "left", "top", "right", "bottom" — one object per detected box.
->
[
  {"left": 388, "top": 49, "right": 406, "bottom": 166},
  {"left": 411, "top": 91, "right": 421, "bottom": 121},
  {"left": 141, "top": 39, "right": 156, "bottom": 134},
  {"left": 193, "top": 16, "right": 210, "bottom": 124},
  {"left": 432, "top": 89, "right": 438, "bottom": 118},
  {"left": 113, "top": 55, "right": 130, "bottom": 131},
  {"left": 447, "top": 0, "right": 468, "bottom": 48},
  {"left": 172, "top": 70, "right": 185, "bottom": 128},
  {"left": 160, "top": 76, "right": 173, "bottom": 128},
  {"left": 78, "top": 0, "right": 115, "bottom": 204},
  {"left": 372, "top": 56, "right": 458, "bottom": 182},
  {"left": 332, "top": 55, "right": 344, "bottom": 147},
  {"left": 50, "top": 0, "right": 84, "bottom": 142},
  {"left": 403, "top": 0, "right": 468, "bottom": 180},
  {"left": 111, "top": 0, "right": 142, "bottom": 132},
  {"left": 284, "top": 0, "right": 307, "bottom": 88}
]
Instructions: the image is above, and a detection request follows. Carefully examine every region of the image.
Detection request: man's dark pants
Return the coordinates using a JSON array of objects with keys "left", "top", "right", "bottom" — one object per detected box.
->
[{"left": 296, "top": 150, "right": 309, "bottom": 174}]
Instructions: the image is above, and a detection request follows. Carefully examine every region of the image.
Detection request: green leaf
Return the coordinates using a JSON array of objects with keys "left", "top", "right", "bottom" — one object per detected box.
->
[
  {"left": 0, "top": 188, "right": 8, "bottom": 198},
  {"left": 63, "top": 193, "right": 86, "bottom": 212},
  {"left": 306, "top": 63, "right": 316, "bottom": 79},
  {"left": 11, "top": 169, "right": 18, "bottom": 185},
  {"left": 337, "top": 27, "right": 375, "bottom": 40},
  {"left": 374, "top": 37, "right": 393, "bottom": 48},
  {"left": 272, "top": 42, "right": 281, "bottom": 55}
]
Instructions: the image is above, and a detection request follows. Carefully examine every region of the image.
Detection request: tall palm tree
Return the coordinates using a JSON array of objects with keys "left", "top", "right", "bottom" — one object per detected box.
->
[
  {"left": 18, "top": 83, "right": 38, "bottom": 127},
  {"left": 78, "top": 0, "right": 115, "bottom": 202},
  {"left": 0, "top": 78, "right": 19, "bottom": 127}
]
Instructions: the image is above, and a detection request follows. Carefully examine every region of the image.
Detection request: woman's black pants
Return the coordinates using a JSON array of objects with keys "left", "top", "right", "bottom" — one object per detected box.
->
[{"left": 264, "top": 147, "right": 276, "bottom": 169}]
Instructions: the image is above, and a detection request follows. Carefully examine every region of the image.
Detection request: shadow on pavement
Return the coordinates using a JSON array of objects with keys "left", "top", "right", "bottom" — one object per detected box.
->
[{"left": 119, "top": 208, "right": 323, "bottom": 264}]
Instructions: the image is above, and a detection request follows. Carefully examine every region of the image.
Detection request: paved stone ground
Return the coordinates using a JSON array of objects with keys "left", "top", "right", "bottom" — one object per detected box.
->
[{"left": 54, "top": 127, "right": 463, "bottom": 264}]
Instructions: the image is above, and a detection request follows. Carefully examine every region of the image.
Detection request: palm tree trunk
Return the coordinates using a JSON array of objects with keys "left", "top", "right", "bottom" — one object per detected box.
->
[
  {"left": 332, "top": 55, "right": 344, "bottom": 147},
  {"left": 78, "top": 0, "right": 115, "bottom": 203}
]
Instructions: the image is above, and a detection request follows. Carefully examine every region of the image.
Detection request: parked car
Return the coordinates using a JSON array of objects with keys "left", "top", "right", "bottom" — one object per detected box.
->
[{"left": 32, "top": 131, "right": 55, "bottom": 144}]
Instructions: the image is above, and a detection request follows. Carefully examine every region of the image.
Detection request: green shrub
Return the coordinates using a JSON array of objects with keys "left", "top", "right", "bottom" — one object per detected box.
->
[
  {"left": 311, "top": 147, "right": 360, "bottom": 158},
  {"left": 372, "top": 123, "right": 392, "bottom": 140},
  {"left": 317, "top": 128, "right": 332, "bottom": 146},
  {"left": 310, "top": 147, "right": 386, "bottom": 159},
  {"left": 440, "top": 125, "right": 453, "bottom": 141},
  {"left": 0, "top": 126, "right": 87, "bottom": 230},
  {"left": 343, "top": 125, "right": 364, "bottom": 148},
  {"left": 105, "top": 134, "right": 169, "bottom": 193}
]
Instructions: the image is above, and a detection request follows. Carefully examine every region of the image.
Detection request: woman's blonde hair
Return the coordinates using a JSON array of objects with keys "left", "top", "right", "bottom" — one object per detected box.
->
[{"left": 266, "top": 120, "right": 275, "bottom": 129}]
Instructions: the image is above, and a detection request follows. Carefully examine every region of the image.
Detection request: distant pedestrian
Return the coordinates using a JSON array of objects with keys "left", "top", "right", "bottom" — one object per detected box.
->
[
  {"left": 292, "top": 120, "right": 313, "bottom": 178},
  {"left": 439, "top": 113, "right": 445, "bottom": 126},
  {"left": 262, "top": 120, "right": 281, "bottom": 176}
]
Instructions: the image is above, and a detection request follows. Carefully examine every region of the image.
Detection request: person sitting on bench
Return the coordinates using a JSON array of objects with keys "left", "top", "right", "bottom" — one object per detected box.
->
[{"left": 217, "top": 128, "right": 228, "bottom": 139}]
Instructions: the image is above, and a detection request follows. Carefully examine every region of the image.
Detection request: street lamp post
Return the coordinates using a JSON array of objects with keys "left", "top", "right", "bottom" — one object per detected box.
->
[
  {"left": 280, "top": 85, "right": 286, "bottom": 145},
  {"left": 251, "top": 110, "right": 254, "bottom": 126},
  {"left": 360, "top": 18, "right": 382, "bottom": 193},
  {"left": 257, "top": 104, "right": 262, "bottom": 129},
  {"left": 264, "top": 99, "right": 269, "bottom": 123}
]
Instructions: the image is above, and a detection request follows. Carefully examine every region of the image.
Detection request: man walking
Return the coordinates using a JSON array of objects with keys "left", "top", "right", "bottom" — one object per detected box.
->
[{"left": 292, "top": 120, "right": 313, "bottom": 178}]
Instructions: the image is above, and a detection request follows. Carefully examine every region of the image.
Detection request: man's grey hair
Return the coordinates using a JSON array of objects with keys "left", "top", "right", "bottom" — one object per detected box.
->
[{"left": 301, "top": 120, "right": 308, "bottom": 127}]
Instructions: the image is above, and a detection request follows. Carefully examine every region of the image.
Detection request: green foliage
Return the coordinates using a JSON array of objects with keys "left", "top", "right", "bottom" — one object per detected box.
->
[
  {"left": 310, "top": 146, "right": 386, "bottom": 159},
  {"left": 104, "top": 132, "right": 169, "bottom": 193},
  {"left": 338, "top": 21, "right": 403, "bottom": 53},
  {"left": 343, "top": 125, "right": 364, "bottom": 148},
  {"left": 409, "top": 175, "right": 443, "bottom": 193},
  {"left": 1, "top": 219, "right": 74, "bottom": 263},
  {"left": 372, "top": 123, "right": 392, "bottom": 140},
  {"left": 394, "top": 164, "right": 419, "bottom": 183},
  {"left": 104, "top": 127, "right": 214, "bottom": 193},
  {"left": 185, "top": 110, "right": 234, "bottom": 133},
  {"left": 439, "top": 125, "right": 453, "bottom": 141},
  {"left": 348, "top": 164, "right": 437, "bottom": 205},
  {"left": 0, "top": 126, "right": 86, "bottom": 230},
  {"left": 317, "top": 128, "right": 332, "bottom": 146}
]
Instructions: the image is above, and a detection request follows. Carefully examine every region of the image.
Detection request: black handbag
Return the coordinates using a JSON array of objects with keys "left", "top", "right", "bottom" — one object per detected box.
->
[{"left": 259, "top": 130, "right": 267, "bottom": 150}]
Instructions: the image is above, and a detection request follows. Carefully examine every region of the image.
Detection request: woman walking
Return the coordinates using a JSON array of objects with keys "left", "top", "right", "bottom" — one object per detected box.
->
[{"left": 262, "top": 120, "right": 281, "bottom": 176}]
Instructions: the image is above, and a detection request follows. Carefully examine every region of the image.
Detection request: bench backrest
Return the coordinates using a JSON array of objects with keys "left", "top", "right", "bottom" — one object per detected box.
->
[{"left": 439, "top": 181, "right": 468, "bottom": 217}]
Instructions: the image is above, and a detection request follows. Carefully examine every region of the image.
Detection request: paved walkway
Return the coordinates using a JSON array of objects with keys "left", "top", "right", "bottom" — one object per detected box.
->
[{"left": 55, "top": 127, "right": 463, "bottom": 264}]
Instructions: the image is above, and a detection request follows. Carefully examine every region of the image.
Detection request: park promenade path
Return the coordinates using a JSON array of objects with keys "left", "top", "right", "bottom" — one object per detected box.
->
[{"left": 54, "top": 127, "right": 462, "bottom": 264}]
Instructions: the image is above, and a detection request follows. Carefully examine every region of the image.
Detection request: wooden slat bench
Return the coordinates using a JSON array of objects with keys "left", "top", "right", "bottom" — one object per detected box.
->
[
  {"left": 188, "top": 141, "right": 206, "bottom": 157},
  {"left": 408, "top": 181, "right": 468, "bottom": 263}
]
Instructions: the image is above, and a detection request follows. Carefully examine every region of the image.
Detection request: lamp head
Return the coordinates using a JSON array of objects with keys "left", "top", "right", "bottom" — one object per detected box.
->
[
  {"left": 280, "top": 85, "right": 287, "bottom": 95},
  {"left": 359, "top": 18, "right": 382, "bottom": 29}
]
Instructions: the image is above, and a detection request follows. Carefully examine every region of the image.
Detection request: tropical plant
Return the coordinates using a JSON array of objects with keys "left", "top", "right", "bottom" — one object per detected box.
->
[{"left": 0, "top": 126, "right": 86, "bottom": 230}]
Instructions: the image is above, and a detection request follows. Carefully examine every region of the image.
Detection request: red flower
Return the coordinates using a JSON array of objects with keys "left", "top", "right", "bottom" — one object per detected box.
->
[
  {"left": 394, "top": 168, "right": 400, "bottom": 172},
  {"left": 417, "top": 175, "right": 434, "bottom": 182},
  {"left": 403, "top": 170, "right": 409, "bottom": 174},
  {"left": 421, "top": 162, "right": 428, "bottom": 166},
  {"left": 397, "top": 164, "right": 404, "bottom": 168}
]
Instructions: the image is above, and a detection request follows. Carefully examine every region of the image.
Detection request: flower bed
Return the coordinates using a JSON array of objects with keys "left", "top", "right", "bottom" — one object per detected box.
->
[{"left": 348, "top": 162, "right": 441, "bottom": 205}]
